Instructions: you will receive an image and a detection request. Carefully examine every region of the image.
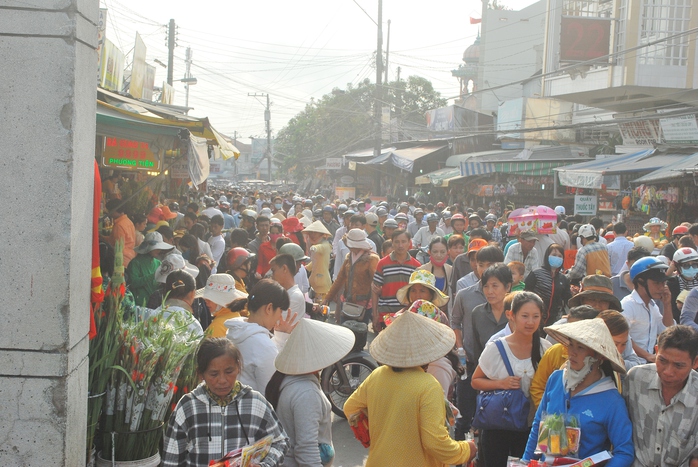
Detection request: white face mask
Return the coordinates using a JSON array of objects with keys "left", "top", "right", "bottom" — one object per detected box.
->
[{"left": 563, "top": 355, "right": 598, "bottom": 392}]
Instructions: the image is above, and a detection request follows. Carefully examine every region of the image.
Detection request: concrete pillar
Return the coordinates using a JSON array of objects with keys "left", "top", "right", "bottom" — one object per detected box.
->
[{"left": 0, "top": 1, "right": 98, "bottom": 465}]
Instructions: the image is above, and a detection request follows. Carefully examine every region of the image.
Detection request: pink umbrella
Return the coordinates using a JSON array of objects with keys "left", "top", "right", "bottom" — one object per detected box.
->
[{"left": 508, "top": 205, "right": 557, "bottom": 235}]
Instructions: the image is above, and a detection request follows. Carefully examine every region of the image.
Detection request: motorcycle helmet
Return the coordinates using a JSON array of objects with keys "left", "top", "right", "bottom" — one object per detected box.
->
[
  {"left": 226, "top": 247, "right": 255, "bottom": 271},
  {"left": 672, "top": 225, "right": 689, "bottom": 237},
  {"left": 425, "top": 212, "right": 439, "bottom": 223},
  {"left": 673, "top": 247, "right": 698, "bottom": 265},
  {"left": 629, "top": 256, "right": 669, "bottom": 283}
]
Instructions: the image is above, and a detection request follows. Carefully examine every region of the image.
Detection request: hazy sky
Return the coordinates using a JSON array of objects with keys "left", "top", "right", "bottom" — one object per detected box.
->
[{"left": 103, "top": 0, "right": 538, "bottom": 143}]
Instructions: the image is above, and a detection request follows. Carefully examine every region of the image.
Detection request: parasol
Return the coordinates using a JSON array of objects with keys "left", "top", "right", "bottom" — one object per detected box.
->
[{"left": 508, "top": 205, "right": 558, "bottom": 235}]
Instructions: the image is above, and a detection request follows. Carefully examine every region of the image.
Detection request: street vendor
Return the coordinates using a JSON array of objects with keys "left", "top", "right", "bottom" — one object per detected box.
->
[{"left": 643, "top": 217, "right": 668, "bottom": 247}]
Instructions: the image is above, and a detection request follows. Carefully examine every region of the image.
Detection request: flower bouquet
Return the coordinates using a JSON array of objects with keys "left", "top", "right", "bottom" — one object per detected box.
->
[{"left": 100, "top": 293, "right": 202, "bottom": 461}]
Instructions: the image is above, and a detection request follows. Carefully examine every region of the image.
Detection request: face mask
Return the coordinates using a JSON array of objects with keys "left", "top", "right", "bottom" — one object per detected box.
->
[
  {"left": 270, "top": 233, "right": 282, "bottom": 244},
  {"left": 431, "top": 256, "right": 448, "bottom": 267},
  {"left": 563, "top": 355, "right": 598, "bottom": 392},
  {"left": 548, "top": 255, "right": 564, "bottom": 269},
  {"left": 275, "top": 203, "right": 283, "bottom": 209},
  {"left": 182, "top": 250, "right": 191, "bottom": 261},
  {"left": 680, "top": 266, "right": 698, "bottom": 279}
]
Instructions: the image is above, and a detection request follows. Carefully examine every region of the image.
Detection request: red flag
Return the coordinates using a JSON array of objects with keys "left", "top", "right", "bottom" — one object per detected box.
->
[
  {"left": 89, "top": 161, "right": 104, "bottom": 339},
  {"left": 470, "top": 16, "right": 481, "bottom": 24}
]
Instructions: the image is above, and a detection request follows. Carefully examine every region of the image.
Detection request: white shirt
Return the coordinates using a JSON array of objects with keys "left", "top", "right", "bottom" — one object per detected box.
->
[
  {"left": 478, "top": 337, "right": 551, "bottom": 397},
  {"left": 295, "top": 264, "right": 310, "bottom": 295},
  {"left": 503, "top": 242, "right": 541, "bottom": 279},
  {"left": 284, "top": 284, "right": 306, "bottom": 325},
  {"left": 621, "top": 290, "right": 673, "bottom": 362},
  {"left": 533, "top": 234, "right": 554, "bottom": 259},
  {"left": 413, "top": 225, "right": 445, "bottom": 248},
  {"left": 548, "top": 229, "right": 570, "bottom": 251},
  {"left": 606, "top": 236, "right": 634, "bottom": 276},
  {"left": 207, "top": 234, "right": 225, "bottom": 267}
]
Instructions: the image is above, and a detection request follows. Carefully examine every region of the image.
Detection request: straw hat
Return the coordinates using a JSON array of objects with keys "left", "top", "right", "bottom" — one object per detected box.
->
[
  {"left": 370, "top": 311, "right": 456, "bottom": 368},
  {"left": 544, "top": 318, "right": 626, "bottom": 374},
  {"left": 396, "top": 270, "right": 449, "bottom": 307},
  {"left": 274, "top": 318, "right": 355, "bottom": 374},
  {"left": 303, "top": 220, "right": 331, "bottom": 236},
  {"left": 134, "top": 232, "right": 175, "bottom": 254},
  {"left": 568, "top": 275, "right": 622, "bottom": 311},
  {"left": 346, "top": 228, "right": 372, "bottom": 250},
  {"left": 200, "top": 273, "right": 248, "bottom": 306},
  {"left": 154, "top": 253, "right": 199, "bottom": 283}
]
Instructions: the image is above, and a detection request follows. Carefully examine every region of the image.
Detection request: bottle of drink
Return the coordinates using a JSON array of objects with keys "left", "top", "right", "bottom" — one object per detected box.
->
[{"left": 457, "top": 348, "right": 468, "bottom": 380}]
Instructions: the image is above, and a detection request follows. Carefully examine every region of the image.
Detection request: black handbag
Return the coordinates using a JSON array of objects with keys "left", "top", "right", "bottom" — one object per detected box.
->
[{"left": 471, "top": 339, "right": 531, "bottom": 432}]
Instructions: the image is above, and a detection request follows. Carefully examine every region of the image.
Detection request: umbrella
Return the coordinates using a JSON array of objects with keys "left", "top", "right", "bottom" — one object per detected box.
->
[{"left": 508, "top": 205, "right": 558, "bottom": 235}]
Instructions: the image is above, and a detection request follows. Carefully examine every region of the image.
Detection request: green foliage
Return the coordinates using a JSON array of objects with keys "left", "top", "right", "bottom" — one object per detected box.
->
[{"left": 275, "top": 76, "right": 447, "bottom": 180}]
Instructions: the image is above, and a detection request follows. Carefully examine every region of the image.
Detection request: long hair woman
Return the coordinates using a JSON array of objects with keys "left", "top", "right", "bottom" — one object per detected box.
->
[
  {"left": 418, "top": 237, "right": 452, "bottom": 297},
  {"left": 524, "top": 243, "right": 572, "bottom": 330},
  {"left": 471, "top": 292, "right": 552, "bottom": 467},
  {"left": 162, "top": 338, "right": 288, "bottom": 466},
  {"left": 224, "top": 279, "right": 295, "bottom": 393}
]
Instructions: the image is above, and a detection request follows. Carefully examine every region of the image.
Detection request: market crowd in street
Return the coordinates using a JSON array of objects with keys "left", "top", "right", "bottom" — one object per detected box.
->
[{"left": 99, "top": 182, "right": 698, "bottom": 467}]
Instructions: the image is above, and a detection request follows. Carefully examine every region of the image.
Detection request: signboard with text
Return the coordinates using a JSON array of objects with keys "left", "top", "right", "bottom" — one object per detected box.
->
[
  {"left": 102, "top": 137, "right": 160, "bottom": 170},
  {"left": 574, "top": 195, "right": 597, "bottom": 216},
  {"left": 659, "top": 114, "right": 698, "bottom": 144},
  {"left": 325, "top": 158, "right": 342, "bottom": 170},
  {"left": 560, "top": 17, "right": 611, "bottom": 62}
]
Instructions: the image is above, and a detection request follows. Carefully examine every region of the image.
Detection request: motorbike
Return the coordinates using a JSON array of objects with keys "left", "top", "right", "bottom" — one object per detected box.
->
[{"left": 319, "top": 303, "right": 377, "bottom": 418}]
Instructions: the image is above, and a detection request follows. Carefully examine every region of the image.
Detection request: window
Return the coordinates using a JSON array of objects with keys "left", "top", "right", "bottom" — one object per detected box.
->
[{"left": 638, "top": 0, "right": 691, "bottom": 66}]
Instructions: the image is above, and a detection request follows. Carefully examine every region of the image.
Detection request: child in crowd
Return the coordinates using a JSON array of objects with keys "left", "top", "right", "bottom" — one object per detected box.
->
[
  {"left": 381, "top": 239, "right": 393, "bottom": 258},
  {"left": 508, "top": 261, "right": 526, "bottom": 291}
]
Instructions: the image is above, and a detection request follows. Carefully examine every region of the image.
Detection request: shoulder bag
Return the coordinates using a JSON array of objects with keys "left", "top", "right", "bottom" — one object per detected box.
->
[{"left": 471, "top": 339, "right": 531, "bottom": 432}]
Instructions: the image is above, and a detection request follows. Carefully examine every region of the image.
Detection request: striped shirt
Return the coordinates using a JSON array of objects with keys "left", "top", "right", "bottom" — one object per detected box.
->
[{"left": 373, "top": 251, "right": 421, "bottom": 314}]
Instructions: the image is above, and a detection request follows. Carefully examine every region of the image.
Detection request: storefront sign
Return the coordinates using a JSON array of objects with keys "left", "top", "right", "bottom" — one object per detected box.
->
[
  {"left": 574, "top": 195, "right": 597, "bottom": 216},
  {"left": 340, "top": 175, "right": 355, "bottom": 185},
  {"left": 325, "top": 158, "right": 342, "bottom": 170},
  {"left": 335, "top": 187, "right": 355, "bottom": 200},
  {"left": 618, "top": 120, "right": 662, "bottom": 146},
  {"left": 170, "top": 160, "right": 189, "bottom": 179},
  {"left": 598, "top": 200, "right": 615, "bottom": 211},
  {"left": 102, "top": 137, "right": 160, "bottom": 170},
  {"left": 659, "top": 115, "right": 698, "bottom": 144}
]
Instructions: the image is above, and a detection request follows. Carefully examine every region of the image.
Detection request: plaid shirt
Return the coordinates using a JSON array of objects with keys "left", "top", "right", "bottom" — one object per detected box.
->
[
  {"left": 623, "top": 364, "right": 698, "bottom": 467},
  {"left": 162, "top": 383, "right": 288, "bottom": 467},
  {"left": 568, "top": 240, "right": 611, "bottom": 280}
]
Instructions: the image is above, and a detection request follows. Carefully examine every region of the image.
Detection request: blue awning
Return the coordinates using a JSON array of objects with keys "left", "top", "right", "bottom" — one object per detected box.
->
[
  {"left": 633, "top": 152, "right": 698, "bottom": 183},
  {"left": 460, "top": 161, "right": 496, "bottom": 177},
  {"left": 555, "top": 149, "right": 656, "bottom": 189}
]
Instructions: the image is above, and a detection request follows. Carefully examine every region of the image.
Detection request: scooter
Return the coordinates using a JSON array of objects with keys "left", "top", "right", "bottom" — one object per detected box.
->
[{"left": 320, "top": 304, "right": 377, "bottom": 418}]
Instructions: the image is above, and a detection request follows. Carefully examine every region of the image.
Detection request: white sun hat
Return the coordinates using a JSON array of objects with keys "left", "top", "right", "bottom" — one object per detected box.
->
[
  {"left": 274, "top": 318, "right": 355, "bottom": 374},
  {"left": 369, "top": 311, "right": 456, "bottom": 368},
  {"left": 200, "top": 273, "right": 247, "bottom": 306},
  {"left": 345, "top": 228, "right": 372, "bottom": 250},
  {"left": 154, "top": 253, "right": 199, "bottom": 283},
  {"left": 544, "top": 318, "right": 626, "bottom": 374}
]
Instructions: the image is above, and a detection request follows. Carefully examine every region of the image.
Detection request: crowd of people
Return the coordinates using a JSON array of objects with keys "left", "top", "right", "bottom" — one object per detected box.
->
[{"left": 100, "top": 185, "right": 698, "bottom": 467}]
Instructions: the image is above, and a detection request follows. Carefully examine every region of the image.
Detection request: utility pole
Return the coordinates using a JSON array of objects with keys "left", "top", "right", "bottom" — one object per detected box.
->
[
  {"left": 166, "top": 19, "right": 175, "bottom": 86},
  {"left": 183, "top": 47, "right": 193, "bottom": 109},
  {"left": 384, "top": 19, "right": 391, "bottom": 84},
  {"left": 248, "top": 93, "right": 272, "bottom": 182},
  {"left": 374, "top": 0, "right": 383, "bottom": 159},
  {"left": 233, "top": 130, "right": 239, "bottom": 181}
]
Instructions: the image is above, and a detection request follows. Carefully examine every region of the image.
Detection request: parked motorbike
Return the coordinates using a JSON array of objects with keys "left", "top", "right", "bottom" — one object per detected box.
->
[{"left": 320, "top": 303, "right": 377, "bottom": 418}]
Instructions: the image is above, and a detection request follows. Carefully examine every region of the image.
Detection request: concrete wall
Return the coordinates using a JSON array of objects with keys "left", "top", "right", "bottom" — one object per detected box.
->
[{"left": 0, "top": 1, "right": 98, "bottom": 465}]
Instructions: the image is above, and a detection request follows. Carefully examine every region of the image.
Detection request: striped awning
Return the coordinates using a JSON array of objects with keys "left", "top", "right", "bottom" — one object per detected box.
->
[
  {"left": 494, "top": 161, "right": 567, "bottom": 176},
  {"left": 459, "top": 161, "right": 496, "bottom": 177}
]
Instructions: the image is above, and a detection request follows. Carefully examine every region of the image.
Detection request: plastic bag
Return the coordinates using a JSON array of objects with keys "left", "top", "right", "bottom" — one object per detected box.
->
[{"left": 536, "top": 413, "right": 580, "bottom": 457}]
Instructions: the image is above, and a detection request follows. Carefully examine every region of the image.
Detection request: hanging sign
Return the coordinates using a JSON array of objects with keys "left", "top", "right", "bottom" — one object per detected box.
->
[
  {"left": 102, "top": 137, "right": 160, "bottom": 170},
  {"left": 574, "top": 195, "right": 597, "bottom": 216}
]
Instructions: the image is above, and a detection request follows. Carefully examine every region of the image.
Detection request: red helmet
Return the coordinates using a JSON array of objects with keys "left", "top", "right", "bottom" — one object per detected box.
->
[
  {"left": 672, "top": 225, "right": 689, "bottom": 236},
  {"left": 226, "top": 248, "right": 255, "bottom": 271}
]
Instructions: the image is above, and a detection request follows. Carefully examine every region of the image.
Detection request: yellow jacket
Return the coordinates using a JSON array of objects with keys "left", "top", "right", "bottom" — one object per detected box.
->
[
  {"left": 530, "top": 343, "right": 568, "bottom": 408},
  {"left": 344, "top": 365, "right": 471, "bottom": 467},
  {"left": 206, "top": 308, "right": 242, "bottom": 338}
]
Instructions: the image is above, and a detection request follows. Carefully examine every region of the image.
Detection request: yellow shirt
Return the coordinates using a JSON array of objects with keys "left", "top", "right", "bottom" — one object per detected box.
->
[
  {"left": 344, "top": 365, "right": 471, "bottom": 467},
  {"left": 206, "top": 308, "right": 241, "bottom": 338},
  {"left": 530, "top": 343, "right": 568, "bottom": 408},
  {"left": 308, "top": 241, "right": 332, "bottom": 294}
]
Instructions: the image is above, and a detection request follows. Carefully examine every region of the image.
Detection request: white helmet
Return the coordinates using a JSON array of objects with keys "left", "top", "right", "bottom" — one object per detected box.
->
[
  {"left": 578, "top": 224, "right": 596, "bottom": 239},
  {"left": 633, "top": 236, "right": 655, "bottom": 254},
  {"left": 554, "top": 206, "right": 566, "bottom": 215},
  {"left": 673, "top": 247, "right": 698, "bottom": 264}
]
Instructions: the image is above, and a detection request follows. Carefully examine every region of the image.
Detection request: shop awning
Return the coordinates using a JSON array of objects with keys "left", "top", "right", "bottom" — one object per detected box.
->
[
  {"left": 98, "top": 88, "right": 240, "bottom": 159},
  {"left": 555, "top": 149, "right": 656, "bottom": 189},
  {"left": 359, "top": 145, "right": 446, "bottom": 173},
  {"left": 494, "top": 160, "right": 568, "bottom": 176},
  {"left": 415, "top": 167, "right": 461, "bottom": 186},
  {"left": 460, "top": 161, "right": 497, "bottom": 177},
  {"left": 446, "top": 149, "right": 516, "bottom": 167},
  {"left": 633, "top": 152, "right": 698, "bottom": 183}
]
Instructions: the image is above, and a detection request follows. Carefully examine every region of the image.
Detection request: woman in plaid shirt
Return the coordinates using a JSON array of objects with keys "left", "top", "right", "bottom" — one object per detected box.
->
[{"left": 162, "top": 338, "right": 289, "bottom": 466}]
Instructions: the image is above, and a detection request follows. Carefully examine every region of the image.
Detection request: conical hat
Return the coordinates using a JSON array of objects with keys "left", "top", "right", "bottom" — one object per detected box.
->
[
  {"left": 274, "top": 318, "right": 355, "bottom": 375},
  {"left": 303, "top": 220, "right": 331, "bottom": 236},
  {"left": 544, "top": 318, "right": 626, "bottom": 374},
  {"left": 370, "top": 311, "right": 455, "bottom": 368}
]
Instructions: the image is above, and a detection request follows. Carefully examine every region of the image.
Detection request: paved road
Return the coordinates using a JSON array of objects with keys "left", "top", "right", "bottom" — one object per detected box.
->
[{"left": 331, "top": 414, "right": 369, "bottom": 467}]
